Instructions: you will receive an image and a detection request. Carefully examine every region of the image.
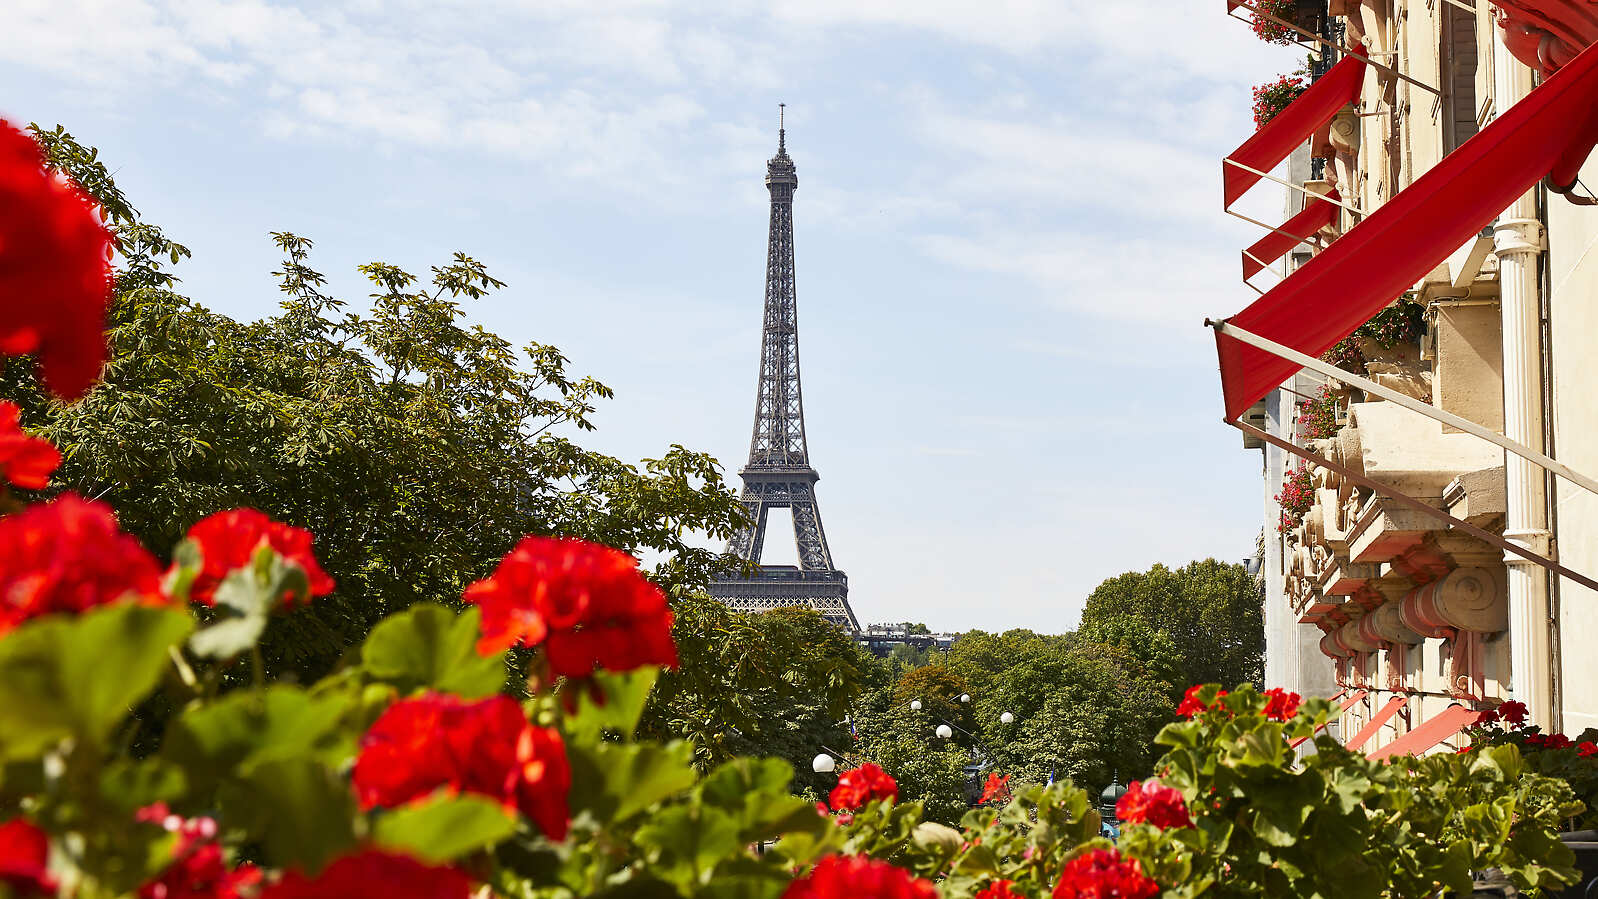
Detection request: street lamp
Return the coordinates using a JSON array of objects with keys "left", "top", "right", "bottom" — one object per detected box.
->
[
  {"left": 910, "top": 700, "right": 922, "bottom": 711},
  {"left": 935, "top": 724, "right": 953, "bottom": 739},
  {"left": 812, "top": 753, "right": 837, "bottom": 774},
  {"left": 960, "top": 694, "right": 971, "bottom": 704},
  {"left": 999, "top": 711, "right": 1015, "bottom": 725}
]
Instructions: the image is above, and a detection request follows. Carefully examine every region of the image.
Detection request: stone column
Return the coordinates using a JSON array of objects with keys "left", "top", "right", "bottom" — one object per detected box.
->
[{"left": 1492, "top": 38, "right": 1555, "bottom": 728}]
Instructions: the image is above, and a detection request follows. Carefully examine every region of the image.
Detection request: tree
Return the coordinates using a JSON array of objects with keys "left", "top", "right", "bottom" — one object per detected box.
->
[
  {"left": 1078, "top": 559, "right": 1264, "bottom": 689},
  {"left": 1, "top": 125, "right": 750, "bottom": 682}
]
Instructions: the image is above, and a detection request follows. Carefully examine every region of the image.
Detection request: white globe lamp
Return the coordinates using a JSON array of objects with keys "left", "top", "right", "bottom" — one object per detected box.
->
[
  {"left": 812, "top": 753, "right": 836, "bottom": 774},
  {"left": 910, "top": 700, "right": 922, "bottom": 711},
  {"left": 960, "top": 693, "right": 971, "bottom": 704},
  {"left": 935, "top": 724, "right": 953, "bottom": 739},
  {"left": 1000, "top": 711, "right": 1015, "bottom": 725}
]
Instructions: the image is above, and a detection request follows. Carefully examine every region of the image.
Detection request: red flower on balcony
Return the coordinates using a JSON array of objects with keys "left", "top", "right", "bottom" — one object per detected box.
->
[
  {"left": 1263, "top": 688, "right": 1303, "bottom": 721},
  {"left": 828, "top": 762, "right": 898, "bottom": 811},
  {"left": 0, "top": 119, "right": 116, "bottom": 401},
  {"left": 1578, "top": 741, "right": 1598, "bottom": 758},
  {"left": 464, "top": 536, "right": 676, "bottom": 677},
  {"left": 1253, "top": 74, "right": 1308, "bottom": 130},
  {"left": 782, "top": 855, "right": 938, "bottom": 899},
  {"left": 0, "top": 818, "right": 54, "bottom": 897},
  {"left": 1116, "top": 780, "right": 1193, "bottom": 830},
  {"left": 1248, "top": 0, "right": 1302, "bottom": 44},
  {"left": 0, "top": 402, "right": 59, "bottom": 490},
  {"left": 0, "top": 493, "right": 168, "bottom": 636},
  {"left": 260, "top": 850, "right": 472, "bottom": 899},
  {"left": 353, "top": 693, "right": 571, "bottom": 841},
  {"left": 1053, "top": 849, "right": 1159, "bottom": 899},
  {"left": 178, "top": 508, "right": 334, "bottom": 608}
]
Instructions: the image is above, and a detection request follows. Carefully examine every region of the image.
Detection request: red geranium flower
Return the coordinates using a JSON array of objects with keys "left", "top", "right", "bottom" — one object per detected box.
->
[
  {"left": 1176, "top": 685, "right": 1227, "bottom": 718},
  {"left": 178, "top": 509, "right": 334, "bottom": 607},
  {"left": 0, "top": 401, "right": 59, "bottom": 490},
  {"left": 138, "top": 843, "right": 261, "bottom": 899},
  {"left": 1263, "top": 688, "right": 1302, "bottom": 721},
  {"left": 1578, "top": 741, "right": 1598, "bottom": 758},
  {"left": 827, "top": 762, "right": 897, "bottom": 811},
  {"left": 0, "top": 818, "right": 54, "bottom": 897},
  {"left": 980, "top": 772, "right": 1012, "bottom": 804},
  {"left": 463, "top": 536, "right": 675, "bottom": 677},
  {"left": 1497, "top": 700, "right": 1528, "bottom": 727},
  {"left": 976, "top": 880, "right": 1026, "bottom": 899},
  {"left": 782, "top": 855, "right": 938, "bottom": 899},
  {"left": 1116, "top": 780, "right": 1193, "bottom": 830},
  {"left": 0, "top": 493, "right": 168, "bottom": 636},
  {"left": 353, "top": 693, "right": 571, "bottom": 841},
  {"left": 260, "top": 850, "right": 472, "bottom": 899},
  {"left": 0, "top": 119, "right": 116, "bottom": 400},
  {"left": 1053, "top": 849, "right": 1160, "bottom": 899}
]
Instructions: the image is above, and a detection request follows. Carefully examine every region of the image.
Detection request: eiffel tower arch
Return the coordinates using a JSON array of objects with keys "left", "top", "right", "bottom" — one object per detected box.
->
[{"left": 709, "top": 109, "right": 860, "bottom": 633}]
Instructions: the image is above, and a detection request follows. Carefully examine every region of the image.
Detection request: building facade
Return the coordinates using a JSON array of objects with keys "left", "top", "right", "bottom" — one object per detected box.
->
[{"left": 1238, "top": 0, "right": 1598, "bottom": 753}]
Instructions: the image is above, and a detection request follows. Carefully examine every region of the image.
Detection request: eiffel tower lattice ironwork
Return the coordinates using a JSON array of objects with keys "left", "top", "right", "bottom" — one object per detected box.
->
[{"left": 709, "top": 109, "right": 860, "bottom": 632}]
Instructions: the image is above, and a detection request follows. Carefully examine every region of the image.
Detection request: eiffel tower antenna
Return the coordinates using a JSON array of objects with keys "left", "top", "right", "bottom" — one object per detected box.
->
[{"left": 709, "top": 114, "right": 859, "bottom": 632}]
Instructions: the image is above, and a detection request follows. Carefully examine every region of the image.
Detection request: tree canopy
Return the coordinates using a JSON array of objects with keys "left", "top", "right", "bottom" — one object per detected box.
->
[{"left": 1078, "top": 559, "right": 1264, "bottom": 689}]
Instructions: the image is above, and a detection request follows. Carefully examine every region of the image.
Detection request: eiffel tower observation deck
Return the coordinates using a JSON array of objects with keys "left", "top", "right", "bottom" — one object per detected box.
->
[{"left": 709, "top": 108, "right": 860, "bottom": 633}]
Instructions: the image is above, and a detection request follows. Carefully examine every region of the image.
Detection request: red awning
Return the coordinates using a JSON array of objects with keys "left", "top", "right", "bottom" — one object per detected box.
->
[
  {"left": 1217, "top": 39, "right": 1598, "bottom": 421},
  {"left": 1224, "top": 55, "right": 1366, "bottom": 209},
  {"left": 1368, "top": 705, "right": 1485, "bottom": 760},
  {"left": 1345, "top": 694, "right": 1408, "bottom": 751},
  {"left": 1243, "top": 189, "right": 1341, "bottom": 279},
  {"left": 1338, "top": 689, "right": 1368, "bottom": 713}
]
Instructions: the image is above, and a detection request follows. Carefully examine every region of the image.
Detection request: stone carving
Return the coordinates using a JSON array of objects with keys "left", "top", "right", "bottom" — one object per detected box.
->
[{"left": 1399, "top": 567, "right": 1508, "bottom": 635}]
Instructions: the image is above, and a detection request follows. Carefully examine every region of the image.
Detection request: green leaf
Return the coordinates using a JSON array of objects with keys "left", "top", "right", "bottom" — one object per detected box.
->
[
  {"left": 568, "top": 740, "right": 697, "bottom": 824},
  {"left": 164, "top": 685, "right": 354, "bottom": 783},
  {"left": 635, "top": 804, "right": 743, "bottom": 886},
  {"left": 0, "top": 605, "right": 192, "bottom": 759},
  {"left": 373, "top": 794, "right": 517, "bottom": 863},
  {"left": 361, "top": 604, "right": 506, "bottom": 699},
  {"left": 565, "top": 667, "right": 660, "bottom": 742},
  {"left": 189, "top": 550, "right": 306, "bottom": 659},
  {"left": 230, "top": 758, "right": 356, "bottom": 872},
  {"left": 99, "top": 758, "right": 188, "bottom": 813}
]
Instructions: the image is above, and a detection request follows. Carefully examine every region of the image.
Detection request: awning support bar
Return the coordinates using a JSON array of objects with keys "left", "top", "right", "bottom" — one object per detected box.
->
[
  {"left": 1228, "top": 418, "right": 1598, "bottom": 594},
  {"left": 1210, "top": 319, "right": 1598, "bottom": 499},
  {"left": 1227, "top": 207, "right": 1332, "bottom": 245},
  {"left": 1224, "top": 160, "right": 1364, "bottom": 212},
  {"left": 1227, "top": 1, "right": 1443, "bottom": 96}
]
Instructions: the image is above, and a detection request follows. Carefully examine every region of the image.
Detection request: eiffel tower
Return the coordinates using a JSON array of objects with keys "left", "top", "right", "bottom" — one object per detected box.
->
[{"left": 710, "top": 108, "right": 860, "bottom": 632}]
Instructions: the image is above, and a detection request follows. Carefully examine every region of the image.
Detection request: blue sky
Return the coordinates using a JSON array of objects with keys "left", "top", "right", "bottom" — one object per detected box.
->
[{"left": 5, "top": 0, "right": 1300, "bottom": 634}]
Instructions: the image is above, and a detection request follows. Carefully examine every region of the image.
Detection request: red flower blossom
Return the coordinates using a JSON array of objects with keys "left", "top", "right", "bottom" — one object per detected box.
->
[
  {"left": 259, "top": 850, "right": 472, "bottom": 899},
  {"left": 1053, "top": 849, "right": 1160, "bottom": 899},
  {"left": 1116, "top": 780, "right": 1193, "bottom": 830},
  {"left": 1176, "top": 685, "right": 1227, "bottom": 718},
  {"left": 0, "top": 119, "right": 116, "bottom": 400},
  {"left": 976, "top": 880, "right": 1026, "bottom": 899},
  {"left": 1498, "top": 700, "right": 1528, "bottom": 727},
  {"left": 1263, "top": 688, "right": 1302, "bottom": 721},
  {"left": 139, "top": 843, "right": 261, "bottom": 899},
  {"left": 0, "top": 818, "right": 55, "bottom": 897},
  {"left": 980, "top": 772, "right": 1012, "bottom": 804},
  {"left": 353, "top": 693, "right": 571, "bottom": 841},
  {"left": 827, "top": 762, "right": 897, "bottom": 811},
  {"left": 1579, "top": 741, "right": 1598, "bottom": 758},
  {"left": 178, "top": 509, "right": 334, "bottom": 607},
  {"left": 782, "top": 855, "right": 938, "bottom": 899},
  {"left": 464, "top": 536, "right": 676, "bottom": 677},
  {"left": 0, "top": 493, "right": 168, "bottom": 636},
  {"left": 0, "top": 402, "right": 59, "bottom": 490}
]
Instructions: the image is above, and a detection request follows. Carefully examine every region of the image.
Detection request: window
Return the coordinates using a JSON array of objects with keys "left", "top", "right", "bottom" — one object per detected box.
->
[{"left": 1440, "top": 1, "right": 1480, "bottom": 154}]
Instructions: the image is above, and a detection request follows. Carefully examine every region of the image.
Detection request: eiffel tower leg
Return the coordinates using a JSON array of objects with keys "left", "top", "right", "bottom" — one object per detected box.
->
[{"left": 788, "top": 484, "right": 835, "bottom": 572}]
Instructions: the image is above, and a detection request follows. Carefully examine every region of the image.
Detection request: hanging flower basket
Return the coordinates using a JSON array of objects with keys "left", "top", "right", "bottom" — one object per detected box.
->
[
  {"left": 1298, "top": 385, "right": 1339, "bottom": 441},
  {"left": 1275, "top": 461, "right": 1315, "bottom": 534},
  {"left": 1253, "top": 74, "right": 1308, "bottom": 129},
  {"left": 1250, "top": 0, "right": 1326, "bottom": 45}
]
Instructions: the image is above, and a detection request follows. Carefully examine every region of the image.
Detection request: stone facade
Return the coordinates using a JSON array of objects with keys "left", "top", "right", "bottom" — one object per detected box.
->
[{"left": 1252, "top": 0, "right": 1598, "bottom": 752}]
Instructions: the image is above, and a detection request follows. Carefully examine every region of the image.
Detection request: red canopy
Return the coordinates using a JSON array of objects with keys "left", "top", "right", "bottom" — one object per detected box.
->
[
  {"left": 1224, "top": 55, "right": 1366, "bottom": 209},
  {"left": 1367, "top": 705, "right": 1484, "bottom": 760},
  {"left": 1243, "top": 189, "right": 1340, "bottom": 279},
  {"left": 1217, "top": 39, "right": 1598, "bottom": 421},
  {"left": 1345, "top": 694, "right": 1408, "bottom": 751}
]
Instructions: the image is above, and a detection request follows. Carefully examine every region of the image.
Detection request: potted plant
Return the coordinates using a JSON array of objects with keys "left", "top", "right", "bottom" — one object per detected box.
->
[
  {"left": 1252, "top": 73, "right": 1309, "bottom": 129},
  {"left": 1249, "top": 0, "right": 1327, "bottom": 44}
]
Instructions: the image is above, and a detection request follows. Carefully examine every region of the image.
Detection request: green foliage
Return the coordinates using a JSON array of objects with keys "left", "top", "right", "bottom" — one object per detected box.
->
[
  {"left": 360, "top": 604, "right": 508, "bottom": 699},
  {"left": 1079, "top": 559, "right": 1264, "bottom": 689}
]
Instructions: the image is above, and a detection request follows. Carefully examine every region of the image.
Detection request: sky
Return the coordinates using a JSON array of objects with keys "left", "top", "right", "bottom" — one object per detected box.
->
[{"left": 4, "top": 0, "right": 1302, "bottom": 634}]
